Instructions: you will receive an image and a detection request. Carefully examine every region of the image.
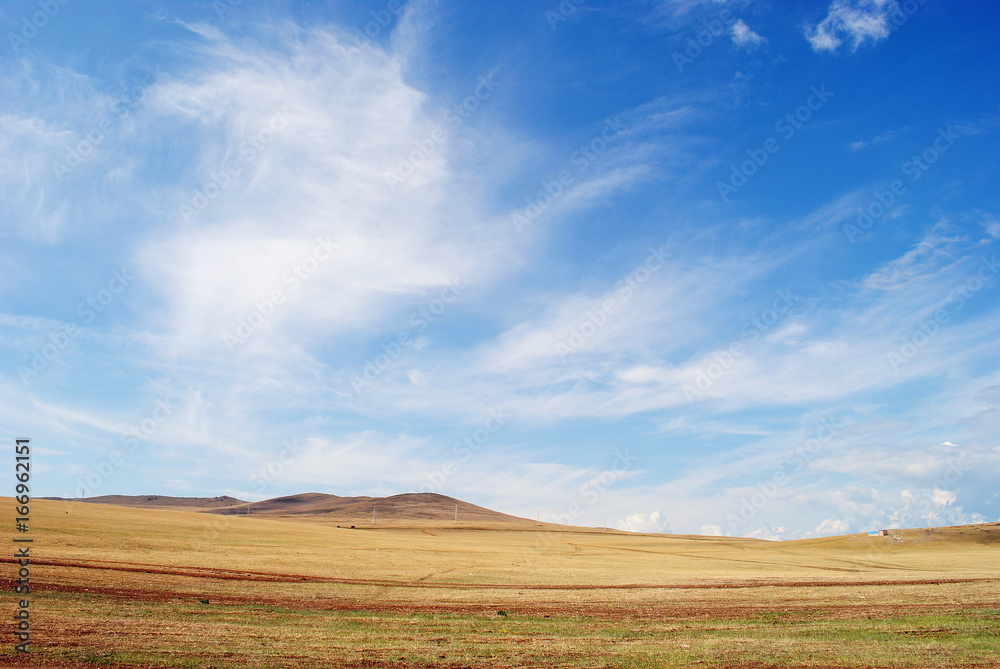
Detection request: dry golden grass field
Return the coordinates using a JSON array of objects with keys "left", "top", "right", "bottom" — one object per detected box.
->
[{"left": 3, "top": 496, "right": 1000, "bottom": 668}]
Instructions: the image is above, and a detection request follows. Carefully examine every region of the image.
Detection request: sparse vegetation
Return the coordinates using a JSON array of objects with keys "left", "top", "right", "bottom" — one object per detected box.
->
[{"left": 3, "top": 499, "right": 998, "bottom": 668}]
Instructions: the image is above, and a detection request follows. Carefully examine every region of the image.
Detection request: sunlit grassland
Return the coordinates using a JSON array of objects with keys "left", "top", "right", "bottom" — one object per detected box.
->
[{"left": 3, "top": 499, "right": 998, "bottom": 668}]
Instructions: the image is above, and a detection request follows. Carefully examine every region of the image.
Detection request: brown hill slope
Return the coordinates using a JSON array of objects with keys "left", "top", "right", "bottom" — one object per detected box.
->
[
  {"left": 44, "top": 492, "right": 535, "bottom": 527},
  {"left": 209, "top": 492, "right": 533, "bottom": 526}
]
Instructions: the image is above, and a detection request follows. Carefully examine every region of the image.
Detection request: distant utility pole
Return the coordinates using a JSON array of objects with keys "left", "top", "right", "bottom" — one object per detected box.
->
[
  {"left": 454, "top": 503, "right": 458, "bottom": 524},
  {"left": 604, "top": 515, "right": 606, "bottom": 531},
  {"left": 536, "top": 509, "right": 540, "bottom": 526},
  {"left": 373, "top": 506, "right": 376, "bottom": 524},
  {"left": 246, "top": 497, "right": 250, "bottom": 518}
]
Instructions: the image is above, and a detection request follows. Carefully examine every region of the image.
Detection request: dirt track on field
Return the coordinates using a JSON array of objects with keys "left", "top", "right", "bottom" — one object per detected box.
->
[
  {"left": 5, "top": 559, "right": 998, "bottom": 626},
  {"left": 2, "top": 556, "right": 992, "bottom": 591},
  {"left": 14, "top": 577, "right": 997, "bottom": 620},
  {"left": 5, "top": 562, "right": 998, "bottom": 668}
]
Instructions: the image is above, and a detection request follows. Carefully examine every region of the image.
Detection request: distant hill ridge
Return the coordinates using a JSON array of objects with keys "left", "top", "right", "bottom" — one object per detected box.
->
[
  {"left": 42, "top": 492, "right": 533, "bottom": 525},
  {"left": 41, "top": 494, "right": 246, "bottom": 510},
  {"left": 212, "top": 492, "right": 530, "bottom": 524}
]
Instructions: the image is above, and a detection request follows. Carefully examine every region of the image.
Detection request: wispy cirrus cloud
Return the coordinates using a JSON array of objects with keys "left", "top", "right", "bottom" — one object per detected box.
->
[{"left": 2, "top": 1, "right": 998, "bottom": 540}]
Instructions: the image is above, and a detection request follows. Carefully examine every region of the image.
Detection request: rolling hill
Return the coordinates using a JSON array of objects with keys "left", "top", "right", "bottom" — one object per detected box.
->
[
  {"left": 43, "top": 491, "right": 536, "bottom": 527},
  {"left": 209, "top": 491, "right": 535, "bottom": 526}
]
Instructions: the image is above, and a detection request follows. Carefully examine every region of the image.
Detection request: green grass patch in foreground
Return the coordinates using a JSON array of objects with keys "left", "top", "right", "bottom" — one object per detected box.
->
[{"left": 9, "top": 590, "right": 1000, "bottom": 668}]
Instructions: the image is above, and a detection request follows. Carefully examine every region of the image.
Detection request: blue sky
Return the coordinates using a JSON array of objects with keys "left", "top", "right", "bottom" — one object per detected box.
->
[{"left": 2, "top": 0, "right": 999, "bottom": 539}]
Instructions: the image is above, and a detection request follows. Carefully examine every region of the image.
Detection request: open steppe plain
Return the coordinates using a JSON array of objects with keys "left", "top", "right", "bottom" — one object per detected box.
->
[{"left": 3, "top": 497, "right": 999, "bottom": 668}]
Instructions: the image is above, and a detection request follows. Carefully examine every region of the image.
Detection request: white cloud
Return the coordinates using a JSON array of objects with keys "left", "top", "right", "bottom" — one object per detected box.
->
[
  {"left": 134, "top": 30, "right": 511, "bottom": 358},
  {"left": 273, "top": 432, "right": 432, "bottom": 493},
  {"left": 975, "top": 386, "right": 1000, "bottom": 406},
  {"left": 806, "top": 0, "right": 900, "bottom": 53},
  {"left": 872, "top": 129, "right": 898, "bottom": 144},
  {"left": 0, "top": 113, "right": 79, "bottom": 243},
  {"left": 850, "top": 129, "right": 898, "bottom": 150},
  {"left": 618, "top": 510, "right": 669, "bottom": 533},
  {"left": 747, "top": 525, "right": 793, "bottom": 541},
  {"left": 645, "top": 0, "right": 737, "bottom": 28},
  {"left": 700, "top": 524, "right": 724, "bottom": 536},
  {"left": 931, "top": 489, "right": 956, "bottom": 507},
  {"left": 359, "top": 219, "right": 1000, "bottom": 430},
  {"left": 731, "top": 20, "right": 766, "bottom": 50},
  {"left": 812, "top": 518, "right": 849, "bottom": 536},
  {"left": 861, "top": 224, "right": 962, "bottom": 291},
  {"left": 983, "top": 219, "right": 1000, "bottom": 241}
]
